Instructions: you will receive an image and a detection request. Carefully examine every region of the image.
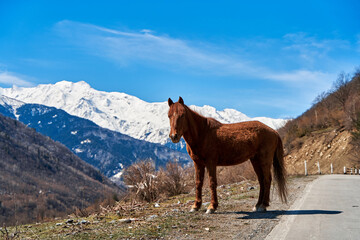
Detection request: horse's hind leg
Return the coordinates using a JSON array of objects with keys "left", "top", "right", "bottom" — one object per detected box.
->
[
  {"left": 250, "top": 157, "right": 265, "bottom": 211},
  {"left": 261, "top": 162, "right": 272, "bottom": 210},
  {"left": 251, "top": 156, "right": 272, "bottom": 212}
]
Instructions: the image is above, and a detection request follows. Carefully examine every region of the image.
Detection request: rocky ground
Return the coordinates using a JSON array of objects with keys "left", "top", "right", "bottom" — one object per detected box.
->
[
  {"left": 2, "top": 175, "right": 317, "bottom": 239},
  {"left": 285, "top": 128, "right": 356, "bottom": 175}
]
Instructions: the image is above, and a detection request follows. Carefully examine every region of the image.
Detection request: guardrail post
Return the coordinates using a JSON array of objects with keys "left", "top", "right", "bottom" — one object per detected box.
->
[{"left": 330, "top": 163, "right": 333, "bottom": 174}]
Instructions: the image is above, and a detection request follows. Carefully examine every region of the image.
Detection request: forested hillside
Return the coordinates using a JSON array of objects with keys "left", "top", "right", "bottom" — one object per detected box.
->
[
  {"left": 279, "top": 69, "right": 360, "bottom": 174},
  {"left": 0, "top": 114, "right": 121, "bottom": 225}
]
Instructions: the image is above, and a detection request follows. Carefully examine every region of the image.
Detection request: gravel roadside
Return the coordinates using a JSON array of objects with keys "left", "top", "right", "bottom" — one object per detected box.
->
[
  {"left": 168, "top": 175, "right": 318, "bottom": 240},
  {"left": 11, "top": 175, "right": 318, "bottom": 239}
]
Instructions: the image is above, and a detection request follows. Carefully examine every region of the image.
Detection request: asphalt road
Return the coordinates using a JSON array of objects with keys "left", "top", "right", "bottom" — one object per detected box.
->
[{"left": 266, "top": 174, "right": 360, "bottom": 240}]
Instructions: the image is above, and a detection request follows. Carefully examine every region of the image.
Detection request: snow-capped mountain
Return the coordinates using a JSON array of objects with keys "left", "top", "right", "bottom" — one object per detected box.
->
[
  {"left": 0, "top": 96, "right": 190, "bottom": 178},
  {"left": 0, "top": 81, "right": 287, "bottom": 144},
  {"left": 0, "top": 94, "right": 25, "bottom": 118}
]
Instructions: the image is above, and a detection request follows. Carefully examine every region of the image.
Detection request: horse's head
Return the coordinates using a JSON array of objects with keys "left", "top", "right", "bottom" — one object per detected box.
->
[{"left": 168, "top": 96, "right": 187, "bottom": 143}]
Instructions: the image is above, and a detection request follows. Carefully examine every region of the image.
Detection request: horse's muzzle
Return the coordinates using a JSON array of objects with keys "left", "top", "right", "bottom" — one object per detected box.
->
[{"left": 169, "top": 133, "right": 180, "bottom": 143}]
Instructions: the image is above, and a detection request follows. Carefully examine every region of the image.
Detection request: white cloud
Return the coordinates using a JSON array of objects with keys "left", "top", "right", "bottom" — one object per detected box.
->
[
  {"left": 283, "top": 32, "right": 350, "bottom": 62},
  {"left": 0, "top": 72, "right": 34, "bottom": 87},
  {"left": 265, "top": 69, "right": 333, "bottom": 83},
  {"left": 264, "top": 69, "right": 335, "bottom": 96},
  {"left": 54, "top": 20, "right": 253, "bottom": 75},
  {"left": 53, "top": 21, "right": 354, "bottom": 87}
]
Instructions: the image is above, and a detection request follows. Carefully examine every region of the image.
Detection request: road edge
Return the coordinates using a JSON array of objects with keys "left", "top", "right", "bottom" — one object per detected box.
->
[{"left": 265, "top": 175, "right": 322, "bottom": 240}]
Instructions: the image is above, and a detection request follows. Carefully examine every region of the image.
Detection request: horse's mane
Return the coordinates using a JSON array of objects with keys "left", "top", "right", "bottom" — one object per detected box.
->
[
  {"left": 184, "top": 105, "right": 222, "bottom": 129},
  {"left": 207, "top": 117, "right": 222, "bottom": 129}
]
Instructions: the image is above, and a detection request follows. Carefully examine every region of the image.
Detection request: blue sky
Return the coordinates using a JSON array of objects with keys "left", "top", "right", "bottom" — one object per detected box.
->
[{"left": 0, "top": 0, "right": 359, "bottom": 118}]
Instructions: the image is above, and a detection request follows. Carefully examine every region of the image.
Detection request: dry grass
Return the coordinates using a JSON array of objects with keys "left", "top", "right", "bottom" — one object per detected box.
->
[{"left": 5, "top": 175, "right": 317, "bottom": 239}]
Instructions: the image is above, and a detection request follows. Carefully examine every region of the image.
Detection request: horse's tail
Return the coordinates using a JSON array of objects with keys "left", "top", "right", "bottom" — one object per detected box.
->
[{"left": 273, "top": 135, "right": 287, "bottom": 203}]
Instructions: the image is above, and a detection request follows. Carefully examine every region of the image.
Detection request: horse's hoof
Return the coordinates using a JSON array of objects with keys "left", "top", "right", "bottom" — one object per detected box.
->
[
  {"left": 190, "top": 208, "right": 199, "bottom": 213},
  {"left": 253, "top": 206, "right": 267, "bottom": 212},
  {"left": 257, "top": 207, "right": 267, "bottom": 212},
  {"left": 205, "top": 208, "right": 215, "bottom": 214}
]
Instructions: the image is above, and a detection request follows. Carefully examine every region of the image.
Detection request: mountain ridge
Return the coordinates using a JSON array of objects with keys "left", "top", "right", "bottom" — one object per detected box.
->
[
  {"left": 0, "top": 97, "right": 191, "bottom": 179},
  {"left": 0, "top": 81, "right": 287, "bottom": 145}
]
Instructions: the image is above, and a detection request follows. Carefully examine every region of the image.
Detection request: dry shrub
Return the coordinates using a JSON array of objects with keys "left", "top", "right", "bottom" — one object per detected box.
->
[
  {"left": 76, "top": 193, "right": 122, "bottom": 218},
  {"left": 157, "top": 161, "right": 189, "bottom": 197},
  {"left": 122, "top": 159, "right": 193, "bottom": 202},
  {"left": 122, "top": 160, "right": 158, "bottom": 203},
  {"left": 217, "top": 161, "right": 256, "bottom": 185}
]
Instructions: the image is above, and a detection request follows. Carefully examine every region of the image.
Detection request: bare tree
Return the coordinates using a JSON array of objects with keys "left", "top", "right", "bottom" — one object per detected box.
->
[
  {"left": 312, "top": 91, "right": 329, "bottom": 106},
  {"left": 122, "top": 160, "right": 158, "bottom": 202},
  {"left": 352, "top": 114, "right": 360, "bottom": 142},
  {"left": 332, "top": 72, "right": 351, "bottom": 110},
  {"left": 158, "top": 161, "right": 187, "bottom": 197}
]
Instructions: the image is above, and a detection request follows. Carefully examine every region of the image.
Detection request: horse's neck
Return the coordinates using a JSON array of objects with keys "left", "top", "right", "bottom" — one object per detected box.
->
[{"left": 183, "top": 106, "right": 208, "bottom": 149}]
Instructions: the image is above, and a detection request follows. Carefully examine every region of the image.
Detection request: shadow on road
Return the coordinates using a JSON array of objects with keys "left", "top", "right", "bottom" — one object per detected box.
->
[{"left": 221, "top": 210, "right": 342, "bottom": 219}]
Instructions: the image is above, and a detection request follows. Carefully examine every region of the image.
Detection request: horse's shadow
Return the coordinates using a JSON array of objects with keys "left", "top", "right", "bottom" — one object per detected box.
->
[{"left": 218, "top": 210, "right": 342, "bottom": 219}]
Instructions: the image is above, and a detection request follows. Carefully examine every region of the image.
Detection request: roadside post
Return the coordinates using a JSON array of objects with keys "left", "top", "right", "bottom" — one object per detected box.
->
[{"left": 330, "top": 163, "right": 333, "bottom": 174}]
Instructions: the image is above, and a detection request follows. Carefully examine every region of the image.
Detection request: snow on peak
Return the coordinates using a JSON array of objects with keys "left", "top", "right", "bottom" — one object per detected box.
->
[
  {"left": 0, "top": 95, "right": 25, "bottom": 119},
  {"left": 54, "top": 80, "right": 91, "bottom": 90},
  {"left": 0, "top": 95, "right": 25, "bottom": 108},
  {"left": 0, "top": 80, "right": 287, "bottom": 144},
  {"left": 189, "top": 105, "right": 250, "bottom": 124}
]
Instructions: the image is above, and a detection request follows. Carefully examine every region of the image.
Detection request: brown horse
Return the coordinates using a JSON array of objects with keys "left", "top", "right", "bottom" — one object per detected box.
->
[{"left": 168, "top": 97, "right": 287, "bottom": 214}]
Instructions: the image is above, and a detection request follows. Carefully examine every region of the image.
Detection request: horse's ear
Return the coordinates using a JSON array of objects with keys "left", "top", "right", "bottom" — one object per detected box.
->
[
  {"left": 178, "top": 96, "right": 184, "bottom": 105},
  {"left": 168, "top": 98, "right": 174, "bottom": 106}
]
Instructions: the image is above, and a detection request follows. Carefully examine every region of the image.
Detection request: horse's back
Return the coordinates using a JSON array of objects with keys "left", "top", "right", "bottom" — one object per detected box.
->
[
  {"left": 228, "top": 120, "right": 274, "bottom": 129},
  {"left": 210, "top": 120, "right": 279, "bottom": 165},
  {"left": 216, "top": 120, "right": 277, "bottom": 138}
]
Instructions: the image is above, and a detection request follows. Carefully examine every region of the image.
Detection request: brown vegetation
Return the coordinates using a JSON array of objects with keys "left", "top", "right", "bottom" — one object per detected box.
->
[
  {"left": 0, "top": 114, "right": 121, "bottom": 226},
  {"left": 122, "top": 160, "right": 192, "bottom": 203},
  {"left": 280, "top": 69, "right": 360, "bottom": 148},
  {"left": 121, "top": 158, "right": 256, "bottom": 205},
  {"left": 217, "top": 162, "right": 256, "bottom": 184}
]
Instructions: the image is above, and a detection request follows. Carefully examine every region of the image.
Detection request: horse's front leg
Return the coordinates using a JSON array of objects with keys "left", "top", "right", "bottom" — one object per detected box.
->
[
  {"left": 206, "top": 165, "right": 218, "bottom": 214},
  {"left": 190, "top": 162, "right": 205, "bottom": 212}
]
